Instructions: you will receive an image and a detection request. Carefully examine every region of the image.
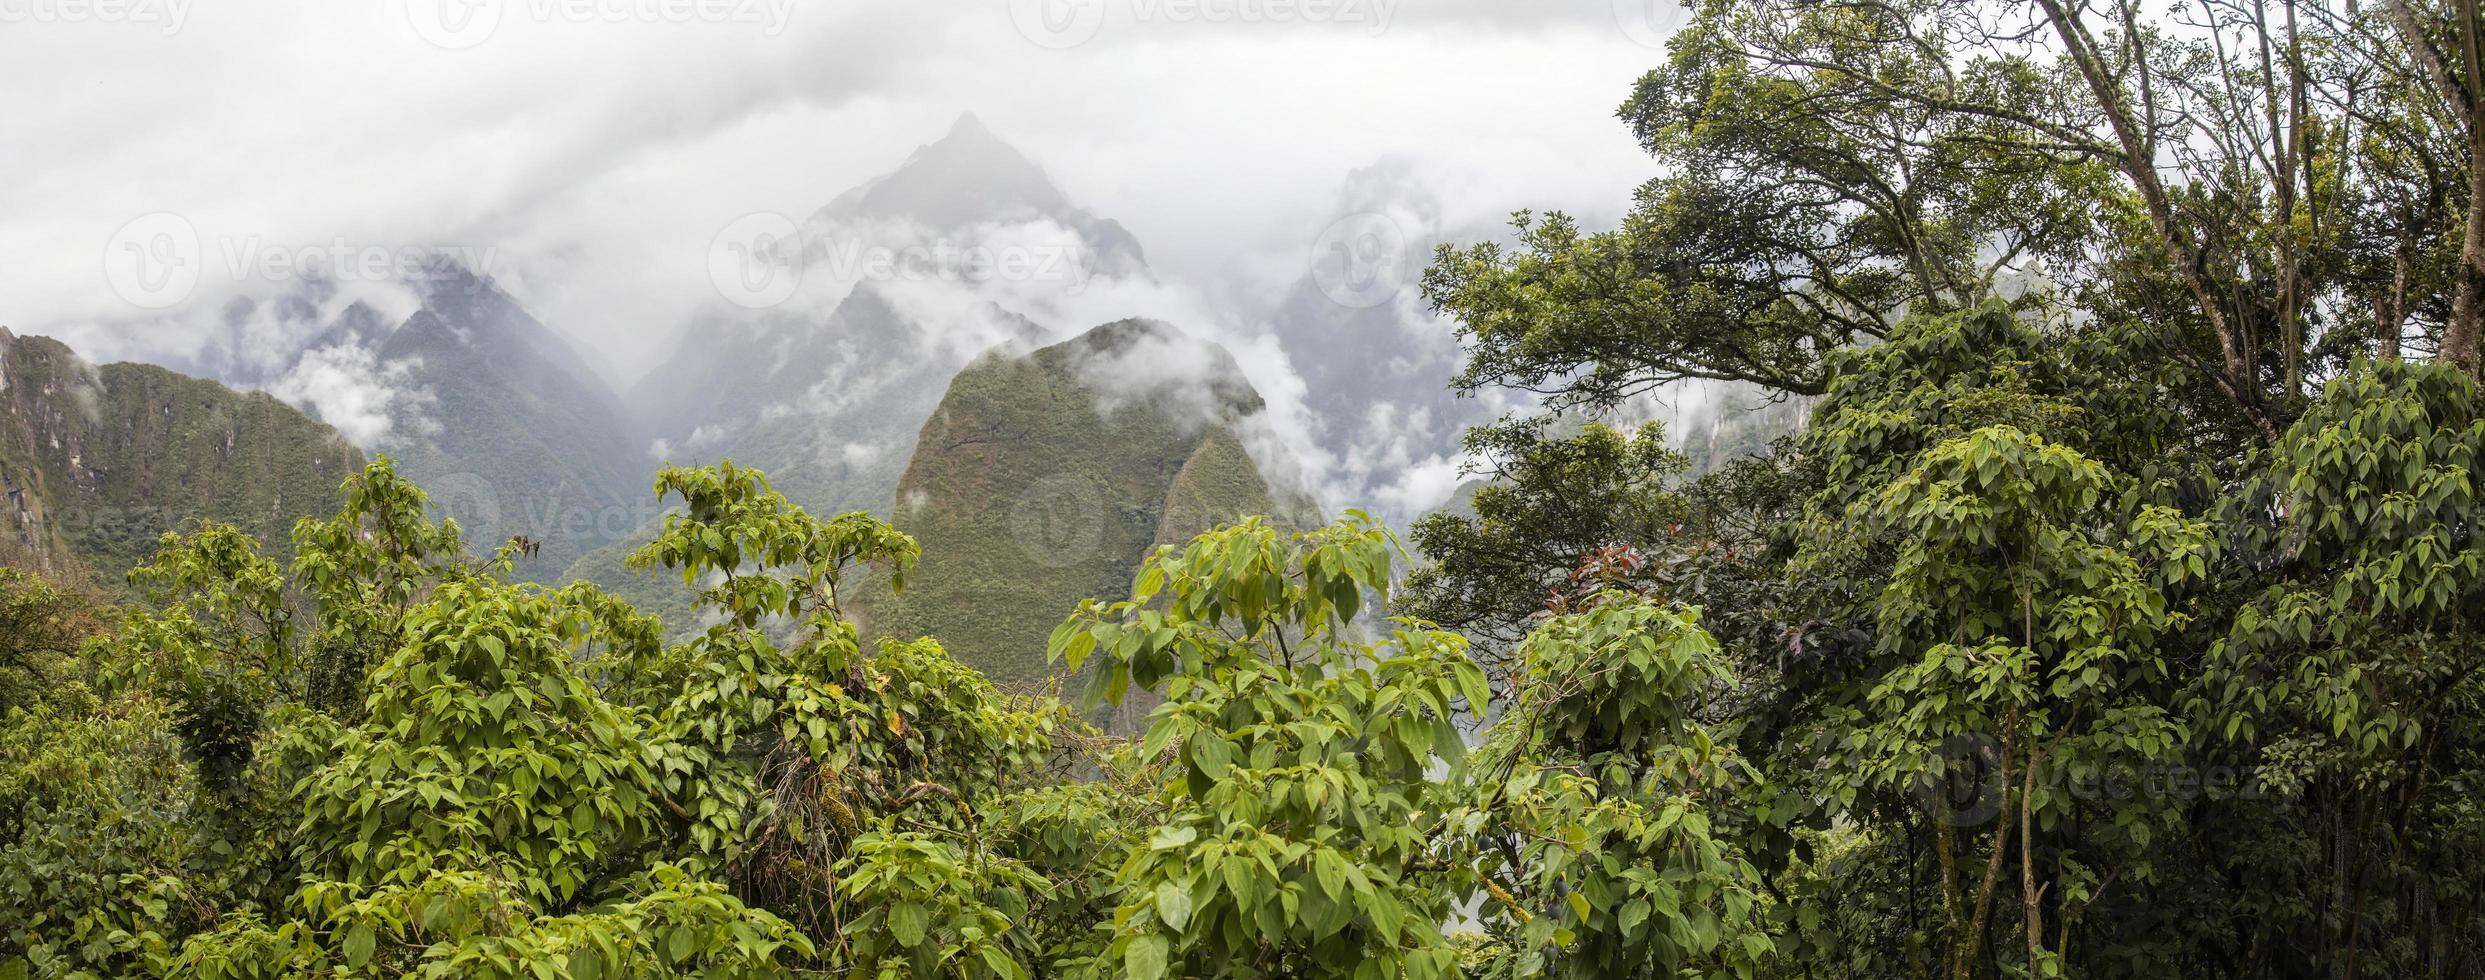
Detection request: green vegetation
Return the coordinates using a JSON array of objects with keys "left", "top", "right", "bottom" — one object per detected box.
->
[
  {"left": 0, "top": 455, "right": 1757, "bottom": 978},
  {"left": 1389, "top": 0, "right": 2485, "bottom": 969},
  {"left": 0, "top": 333, "right": 362, "bottom": 588},
  {"left": 10, "top": 0, "right": 2485, "bottom": 973},
  {"left": 863, "top": 320, "right": 1304, "bottom": 691}
]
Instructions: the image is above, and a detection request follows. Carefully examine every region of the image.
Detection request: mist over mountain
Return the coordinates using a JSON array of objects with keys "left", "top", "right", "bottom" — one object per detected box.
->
[
  {"left": 5, "top": 112, "right": 1779, "bottom": 632},
  {"left": 374, "top": 265, "right": 648, "bottom": 576},
  {"left": 633, "top": 115, "right": 1148, "bottom": 490},
  {"left": 12, "top": 111, "right": 1771, "bottom": 611},
  {"left": 809, "top": 113, "right": 1150, "bottom": 278},
  {"left": 563, "top": 115, "right": 1192, "bottom": 619},
  {"left": 857, "top": 318, "right": 1311, "bottom": 692},
  {"left": 1263, "top": 159, "right": 1526, "bottom": 526},
  {"left": 168, "top": 260, "right": 645, "bottom": 578}
]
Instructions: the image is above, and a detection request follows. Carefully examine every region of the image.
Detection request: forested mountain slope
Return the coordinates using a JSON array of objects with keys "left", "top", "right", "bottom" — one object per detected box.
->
[
  {"left": 859, "top": 319, "right": 1311, "bottom": 688},
  {"left": 0, "top": 329, "right": 361, "bottom": 587}
]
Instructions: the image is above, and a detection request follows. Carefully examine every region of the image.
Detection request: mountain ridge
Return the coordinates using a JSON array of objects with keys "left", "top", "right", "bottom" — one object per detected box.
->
[
  {"left": 0, "top": 331, "right": 363, "bottom": 588},
  {"left": 857, "top": 318, "right": 1310, "bottom": 690}
]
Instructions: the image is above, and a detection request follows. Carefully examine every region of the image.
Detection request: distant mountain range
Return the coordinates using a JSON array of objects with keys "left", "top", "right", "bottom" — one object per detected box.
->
[
  {"left": 4, "top": 111, "right": 1805, "bottom": 692},
  {"left": 371, "top": 263, "right": 647, "bottom": 578},
  {"left": 565, "top": 113, "right": 1196, "bottom": 638},
  {"left": 186, "top": 260, "right": 644, "bottom": 579}
]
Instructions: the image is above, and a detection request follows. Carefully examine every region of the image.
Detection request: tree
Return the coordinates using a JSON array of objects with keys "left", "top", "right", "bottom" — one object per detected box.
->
[
  {"left": 0, "top": 567, "right": 96, "bottom": 713},
  {"left": 1430, "top": 0, "right": 2485, "bottom": 468},
  {"left": 2203, "top": 359, "right": 2485, "bottom": 972},
  {"left": 1402, "top": 419, "right": 1695, "bottom": 656},
  {"left": 1445, "top": 594, "right": 1774, "bottom": 978},
  {"left": 1052, "top": 515, "right": 1484, "bottom": 979}
]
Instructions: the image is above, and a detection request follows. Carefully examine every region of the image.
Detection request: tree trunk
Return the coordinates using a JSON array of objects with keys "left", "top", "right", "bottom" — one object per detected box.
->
[
  {"left": 1956, "top": 731, "right": 2018, "bottom": 980},
  {"left": 2379, "top": 252, "right": 2411, "bottom": 362},
  {"left": 2033, "top": 0, "right": 2282, "bottom": 440},
  {"left": 2447, "top": 125, "right": 2485, "bottom": 372},
  {"left": 2021, "top": 757, "right": 2046, "bottom": 974},
  {"left": 2388, "top": 0, "right": 2485, "bottom": 371}
]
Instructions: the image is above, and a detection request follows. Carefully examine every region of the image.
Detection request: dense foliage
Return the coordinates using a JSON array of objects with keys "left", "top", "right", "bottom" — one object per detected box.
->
[
  {"left": 0, "top": 456, "right": 1779, "bottom": 978},
  {"left": 11, "top": 0, "right": 2485, "bottom": 976},
  {"left": 1395, "top": 0, "right": 2485, "bottom": 973}
]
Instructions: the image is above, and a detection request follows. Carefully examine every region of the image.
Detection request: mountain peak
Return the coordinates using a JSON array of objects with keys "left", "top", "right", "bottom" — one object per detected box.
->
[
  {"left": 815, "top": 112, "right": 1071, "bottom": 229},
  {"left": 925, "top": 111, "right": 1020, "bottom": 163},
  {"left": 865, "top": 317, "right": 1289, "bottom": 692},
  {"left": 1049, "top": 319, "right": 1265, "bottom": 423},
  {"left": 1065, "top": 317, "right": 1188, "bottom": 355},
  {"left": 945, "top": 111, "right": 993, "bottom": 141}
]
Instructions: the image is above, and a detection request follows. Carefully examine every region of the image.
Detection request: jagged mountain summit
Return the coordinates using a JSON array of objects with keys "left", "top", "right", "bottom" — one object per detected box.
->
[
  {"left": 572, "top": 114, "right": 1159, "bottom": 611},
  {"left": 806, "top": 112, "right": 1148, "bottom": 275},
  {"left": 372, "top": 263, "right": 647, "bottom": 576},
  {"left": 626, "top": 112, "right": 1150, "bottom": 481},
  {"left": 0, "top": 329, "right": 362, "bottom": 588},
  {"left": 195, "top": 261, "right": 646, "bottom": 579}
]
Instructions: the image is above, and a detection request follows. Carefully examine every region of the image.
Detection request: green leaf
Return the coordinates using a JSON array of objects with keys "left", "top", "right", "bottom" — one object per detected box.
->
[
  {"left": 890, "top": 901, "right": 930, "bottom": 947},
  {"left": 1151, "top": 824, "right": 1198, "bottom": 850},
  {"left": 1619, "top": 897, "right": 1650, "bottom": 933},
  {"left": 343, "top": 923, "right": 376, "bottom": 967},
  {"left": 1125, "top": 933, "right": 1170, "bottom": 980},
  {"left": 1314, "top": 850, "right": 1348, "bottom": 901},
  {"left": 1156, "top": 880, "right": 1194, "bottom": 931},
  {"left": 1189, "top": 735, "right": 1233, "bottom": 780}
]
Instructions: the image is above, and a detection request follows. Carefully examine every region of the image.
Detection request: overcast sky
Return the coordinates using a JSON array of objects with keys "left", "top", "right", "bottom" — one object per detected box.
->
[{"left": 0, "top": 0, "right": 1679, "bottom": 380}]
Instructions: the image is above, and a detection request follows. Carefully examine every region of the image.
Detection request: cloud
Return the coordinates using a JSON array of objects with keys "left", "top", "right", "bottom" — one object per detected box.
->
[
  {"left": 1, "top": 2, "right": 1691, "bottom": 528},
  {"left": 264, "top": 344, "right": 438, "bottom": 448},
  {"left": 1063, "top": 319, "right": 1253, "bottom": 427},
  {"left": 3, "top": 4, "right": 1662, "bottom": 375}
]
